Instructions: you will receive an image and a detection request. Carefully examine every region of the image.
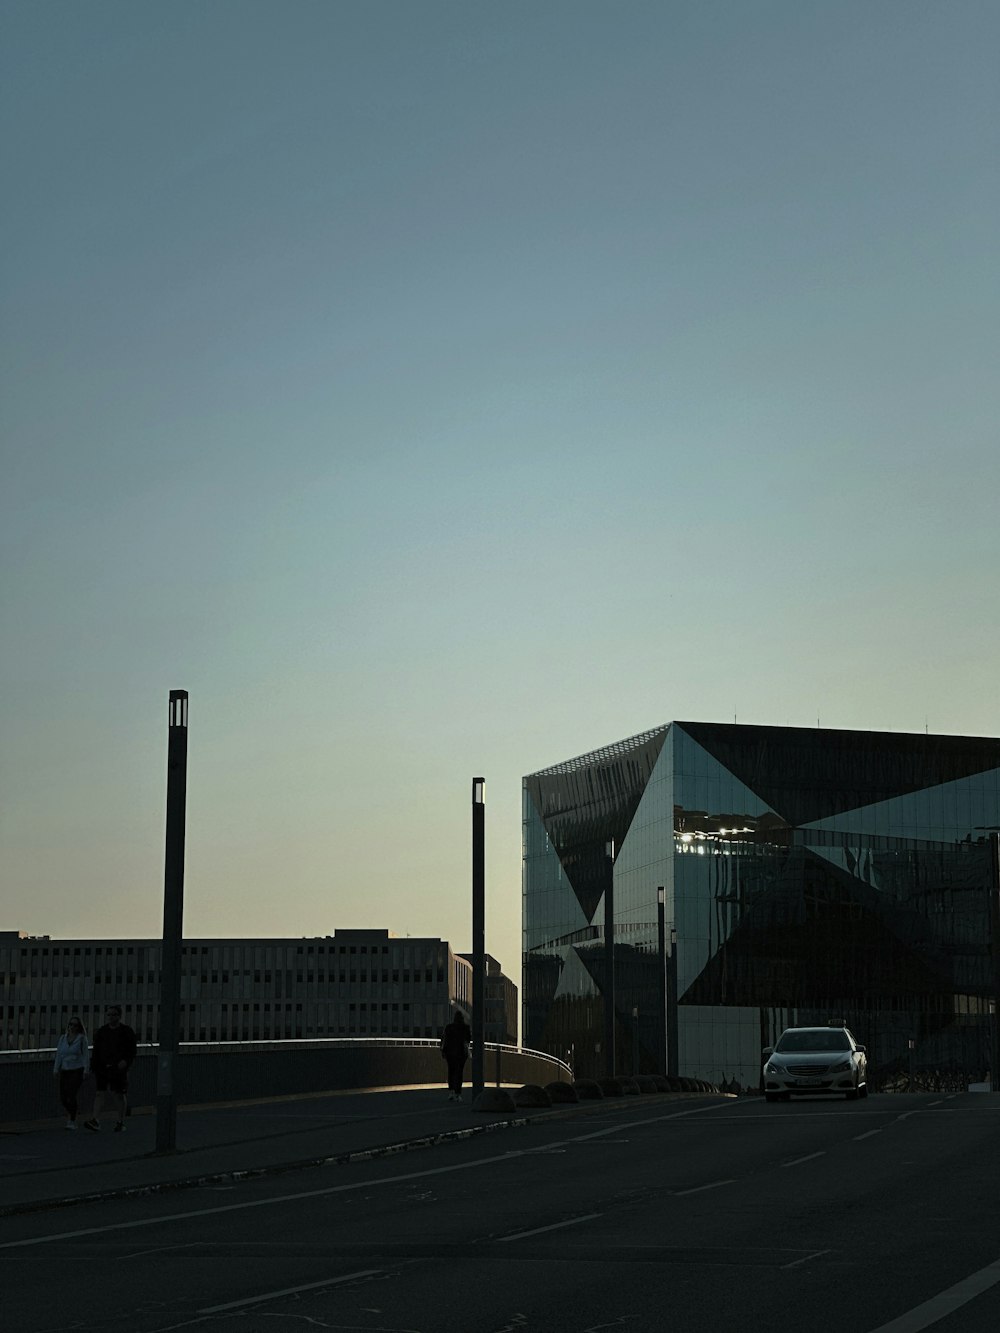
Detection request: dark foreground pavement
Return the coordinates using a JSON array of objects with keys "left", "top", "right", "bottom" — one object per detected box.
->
[
  {"left": 0, "top": 1084, "right": 711, "bottom": 1216},
  {"left": 2, "top": 1091, "right": 999, "bottom": 1333}
]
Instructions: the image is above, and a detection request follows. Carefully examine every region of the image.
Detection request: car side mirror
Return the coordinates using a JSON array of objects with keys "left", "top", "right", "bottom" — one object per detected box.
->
[{"left": 762, "top": 1047, "right": 773, "bottom": 1058}]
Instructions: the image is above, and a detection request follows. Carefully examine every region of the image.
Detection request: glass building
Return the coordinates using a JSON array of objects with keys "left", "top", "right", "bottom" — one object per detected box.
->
[{"left": 523, "top": 723, "right": 1000, "bottom": 1089}]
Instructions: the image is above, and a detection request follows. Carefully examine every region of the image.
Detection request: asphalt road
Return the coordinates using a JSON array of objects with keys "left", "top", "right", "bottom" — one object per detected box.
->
[{"left": 3, "top": 1092, "right": 999, "bottom": 1333}]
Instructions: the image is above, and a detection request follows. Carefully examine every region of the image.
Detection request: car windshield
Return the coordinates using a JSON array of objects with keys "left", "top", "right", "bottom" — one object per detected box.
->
[{"left": 776, "top": 1030, "right": 851, "bottom": 1053}]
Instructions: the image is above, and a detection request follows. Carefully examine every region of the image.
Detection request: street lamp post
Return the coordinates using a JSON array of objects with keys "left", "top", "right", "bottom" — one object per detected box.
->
[
  {"left": 667, "top": 923, "right": 679, "bottom": 1078},
  {"left": 471, "top": 778, "right": 486, "bottom": 1101},
  {"left": 604, "top": 839, "right": 616, "bottom": 1077},
  {"left": 990, "top": 832, "right": 1000, "bottom": 1090},
  {"left": 156, "top": 690, "right": 188, "bottom": 1154},
  {"left": 657, "top": 887, "right": 667, "bottom": 1078}
]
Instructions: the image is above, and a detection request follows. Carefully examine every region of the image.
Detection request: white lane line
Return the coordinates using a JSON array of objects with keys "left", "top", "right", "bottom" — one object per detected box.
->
[
  {"left": 0, "top": 1150, "right": 537, "bottom": 1250},
  {"left": 782, "top": 1248, "right": 831, "bottom": 1270},
  {"left": 674, "top": 1179, "right": 735, "bottom": 1196},
  {"left": 199, "top": 1269, "right": 382, "bottom": 1313},
  {"left": 866, "top": 1256, "right": 1000, "bottom": 1332},
  {"left": 854, "top": 1130, "right": 883, "bottom": 1141},
  {"left": 928, "top": 1100, "right": 944, "bottom": 1107},
  {"left": 781, "top": 1152, "right": 826, "bottom": 1167},
  {"left": 0, "top": 1101, "right": 740, "bottom": 1252},
  {"left": 498, "top": 1213, "right": 602, "bottom": 1243}
]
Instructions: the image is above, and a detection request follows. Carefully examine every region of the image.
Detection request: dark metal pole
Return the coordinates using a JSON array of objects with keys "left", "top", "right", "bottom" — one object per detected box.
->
[
  {"left": 667, "top": 923, "right": 679, "bottom": 1078},
  {"left": 657, "top": 887, "right": 667, "bottom": 1077},
  {"left": 471, "top": 777, "right": 485, "bottom": 1100},
  {"left": 156, "top": 690, "right": 188, "bottom": 1154},
  {"left": 604, "top": 840, "right": 616, "bottom": 1077},
  {"left": 990, "top": 832, "right": 1000, "bottom": 1089}
]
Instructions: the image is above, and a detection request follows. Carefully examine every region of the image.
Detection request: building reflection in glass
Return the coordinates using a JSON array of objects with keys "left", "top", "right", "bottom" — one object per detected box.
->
[{"left": 523, "top": 723, "right": 1000, "bottom": 1088}]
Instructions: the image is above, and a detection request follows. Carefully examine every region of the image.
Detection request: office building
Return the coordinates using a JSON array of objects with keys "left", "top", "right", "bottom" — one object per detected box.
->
[
  {"left": 0, "top": 928, "right": 518, "bottom": 1050},
  {"left": 523, "top": 722, "right": 1000, "bottom": 1086},
  {"left": 457, "top": 953, "right": 518, "bottom": 1046}
]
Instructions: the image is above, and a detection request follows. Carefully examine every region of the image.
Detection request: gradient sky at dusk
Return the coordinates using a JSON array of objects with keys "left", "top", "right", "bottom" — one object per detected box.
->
[{"left": 3, "top": 1, "right": 998, "bottom": 998}]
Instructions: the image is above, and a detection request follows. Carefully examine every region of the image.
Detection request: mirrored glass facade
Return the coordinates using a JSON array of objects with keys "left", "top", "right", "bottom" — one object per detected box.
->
[{"left": 523, "top": 723, "right": 1000, "bottom": 1088}]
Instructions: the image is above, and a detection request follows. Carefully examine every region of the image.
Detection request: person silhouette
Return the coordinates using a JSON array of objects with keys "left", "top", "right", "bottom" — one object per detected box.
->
[
  {"left": 439, "top": 1010, "right": 471, "bottom": 1102},
  {"left": 83, "top": 1005, "right": 137, "bottom": 1132}
]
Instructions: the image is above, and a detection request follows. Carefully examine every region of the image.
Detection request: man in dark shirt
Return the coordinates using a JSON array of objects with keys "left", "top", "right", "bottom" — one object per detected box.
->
[
  {"left": 83, "top": 1004, "right": 137, "bottom": 1132},
  {"left": 439, "top": 1010, "right": 472, "bottom": 1103}
]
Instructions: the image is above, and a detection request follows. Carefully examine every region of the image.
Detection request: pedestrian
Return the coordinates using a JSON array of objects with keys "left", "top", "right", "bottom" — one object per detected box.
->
[
  {"left": 440, "top": 1009, "right": 472, "bottom": 1102},
  {"left": 83, "top": 1004, "right": 137, "bottom": 1133},
  {"left": 53, "top": 1016, "right": 89, "bottom": 1129}
]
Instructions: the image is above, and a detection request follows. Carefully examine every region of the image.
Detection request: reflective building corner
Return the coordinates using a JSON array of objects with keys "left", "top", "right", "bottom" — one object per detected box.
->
[{"left": 523, "top": 722, "right": 1000, "bottom": 1090}]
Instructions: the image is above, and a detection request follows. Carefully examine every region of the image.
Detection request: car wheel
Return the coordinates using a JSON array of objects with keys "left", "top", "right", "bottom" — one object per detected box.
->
[{"left": 779, "top": 1092, "right": 791, "bottom": 1102}]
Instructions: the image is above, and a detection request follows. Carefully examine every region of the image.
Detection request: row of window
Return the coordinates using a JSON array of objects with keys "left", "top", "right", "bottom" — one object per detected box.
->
[
  {"left": 3, "top": 968, "right": 448, "bottom": 985},
  {"left": 5, "top": 1025, "right": 444, "bottom": 1045},
  {"left": 3, "top": 1001, "right": 417, "bottom": 1018},
  {"left": 7, "top": 942, "right": 445, "bottom": 960}
]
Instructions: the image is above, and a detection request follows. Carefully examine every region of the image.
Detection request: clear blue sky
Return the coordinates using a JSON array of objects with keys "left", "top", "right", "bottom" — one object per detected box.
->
[{"left": 3, "top": 1, "right": 998, "bottom": 996}]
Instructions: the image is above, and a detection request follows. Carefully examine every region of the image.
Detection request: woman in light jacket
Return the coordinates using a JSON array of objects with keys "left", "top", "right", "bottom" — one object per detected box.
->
[{"left": 53, "top": 1017, "right": 89, "bottom": 1129}]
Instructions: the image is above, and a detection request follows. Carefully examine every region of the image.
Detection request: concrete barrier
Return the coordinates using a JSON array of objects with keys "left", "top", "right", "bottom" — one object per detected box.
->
[{"left": 0, "top": 1039, "right": 571, "bottom": 1126}]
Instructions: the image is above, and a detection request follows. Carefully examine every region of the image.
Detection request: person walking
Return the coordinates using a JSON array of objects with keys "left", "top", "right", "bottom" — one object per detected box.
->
[
  {"left": 83, "top": 1005, "right": 137, "bottom": 1132},
  {"left": 440, "top": 1010, "right": 472, "bottom": 1103},
  {"left": 53, "top": 1017, "right": 89, "bottom": 1129}
]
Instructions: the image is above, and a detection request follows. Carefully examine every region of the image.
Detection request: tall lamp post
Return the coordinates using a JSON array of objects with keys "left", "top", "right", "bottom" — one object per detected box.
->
[
  {"left": 667, "top": 922, "right": 679, "bottom": 1078},
  {"left": 471, "top": 777, "right": 486, "bottom": 1100},
  {"left": 990, "top": 831, "right": 1000, "bottom": 1089},
  {"left": 604, "top": 839, "right": 616, "bottom": 1077},
  {"left": 657, "top": 887, "right": 667, "bottom": 1078},
  {"left": 156, "top": 690, "right": 188, "bottom": 1154}
]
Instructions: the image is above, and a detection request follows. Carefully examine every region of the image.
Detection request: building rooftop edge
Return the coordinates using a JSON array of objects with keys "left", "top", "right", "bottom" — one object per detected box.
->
[{"left": 525, "top": 719, "right": 1000, "bottom": 779}]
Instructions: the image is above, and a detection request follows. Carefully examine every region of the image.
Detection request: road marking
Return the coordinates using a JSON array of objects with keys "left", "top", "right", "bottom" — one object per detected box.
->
[
  {"left": 782, "top": 1248, "right": 831, "bottom": 1269},
  {"left": 854, "top": 1130, "right": 882, "bottom": 1141},
  {"left": 674, "top": 1179, "right": 735, "bottom": 1196},
  {"left": 199, "top": 1269, "right": 382, "bottom": 1313},
  {"left": 499, "top": 1213, "right": 602, "bottom": 1242},
  {"left": 865, "top": 1255, "right": 1000, "bottom": 1332},
  {"left": 0, "top": 1102, "right": 739, "bottom": 1251},
  {"left": 781, "top": 1152, "right": 825, "bottom": 1167}
]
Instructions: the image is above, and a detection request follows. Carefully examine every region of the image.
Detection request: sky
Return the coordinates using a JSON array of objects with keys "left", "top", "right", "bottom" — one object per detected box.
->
[{"left": 2, "top": 1, "right": 998, "bottom": 1000}]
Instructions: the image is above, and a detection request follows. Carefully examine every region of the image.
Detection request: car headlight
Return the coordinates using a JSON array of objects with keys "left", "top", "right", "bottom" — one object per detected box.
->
[
  {"left": 829, "top": 1059, "right": 852, "bottom": 1072},
  {"left": 764, "top": 1061, "right": 784, "bottom": 1075}
]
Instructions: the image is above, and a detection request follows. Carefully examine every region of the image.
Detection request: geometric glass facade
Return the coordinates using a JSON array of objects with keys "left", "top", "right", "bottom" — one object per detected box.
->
[{"left": 523, "top": 722, "right": 1000, "bottom": 1088}]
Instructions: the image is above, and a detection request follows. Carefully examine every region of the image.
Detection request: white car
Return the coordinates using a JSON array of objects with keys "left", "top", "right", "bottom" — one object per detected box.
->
[{"left": 763, "top": 1026, "right": 868, "bottom": 1102}]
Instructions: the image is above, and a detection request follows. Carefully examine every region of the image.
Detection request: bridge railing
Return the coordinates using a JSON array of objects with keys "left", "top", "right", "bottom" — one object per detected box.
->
[{"left": 0, "top": 1038, "right": 571, "bottom": 1125}]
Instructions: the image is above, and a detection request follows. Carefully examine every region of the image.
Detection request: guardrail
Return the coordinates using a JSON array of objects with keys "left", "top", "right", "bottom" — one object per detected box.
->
[{"left": 0, "top": 1038, "right": 572, "bottom": 1125}]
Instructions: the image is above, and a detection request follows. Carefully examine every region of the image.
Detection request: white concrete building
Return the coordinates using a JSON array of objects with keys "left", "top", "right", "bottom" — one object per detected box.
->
[{"left": 0, "top": 928, "right": 506, "bottom": 1049}]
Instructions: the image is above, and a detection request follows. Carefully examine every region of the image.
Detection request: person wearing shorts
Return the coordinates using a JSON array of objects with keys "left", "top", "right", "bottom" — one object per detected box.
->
[{"left": 83, "top": 1005, "right": 137, "bottom": 1132}]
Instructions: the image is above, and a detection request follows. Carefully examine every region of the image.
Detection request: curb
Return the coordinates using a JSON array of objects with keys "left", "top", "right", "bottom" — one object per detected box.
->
[
  {"left": 0, "top": 1090, "right": 732, "bottom": 1220},
  {"left": 0, "top": 1114, "right": 531, "bottom": 1219}
]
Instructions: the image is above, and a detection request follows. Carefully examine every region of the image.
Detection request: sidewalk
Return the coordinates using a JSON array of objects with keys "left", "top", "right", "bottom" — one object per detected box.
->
[{"left": 2, "top": 1084, "right": 686, "bottom": 1218}]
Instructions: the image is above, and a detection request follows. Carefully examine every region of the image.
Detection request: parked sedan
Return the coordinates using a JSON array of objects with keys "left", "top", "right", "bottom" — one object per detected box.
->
[{"left": 763, "top": 1026, "right": 868, "bottom": 1102}]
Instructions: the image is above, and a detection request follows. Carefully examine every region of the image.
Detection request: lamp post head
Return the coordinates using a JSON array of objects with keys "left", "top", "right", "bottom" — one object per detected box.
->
[
  {"left": 657, "top": 886, "right": 665, "bottom": 906},
  {"left": 168, "top": 691, "right": 188, "bottom": 729},
  {"left": 472, "top": 777, "right": 485, "bottom": 805}
]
